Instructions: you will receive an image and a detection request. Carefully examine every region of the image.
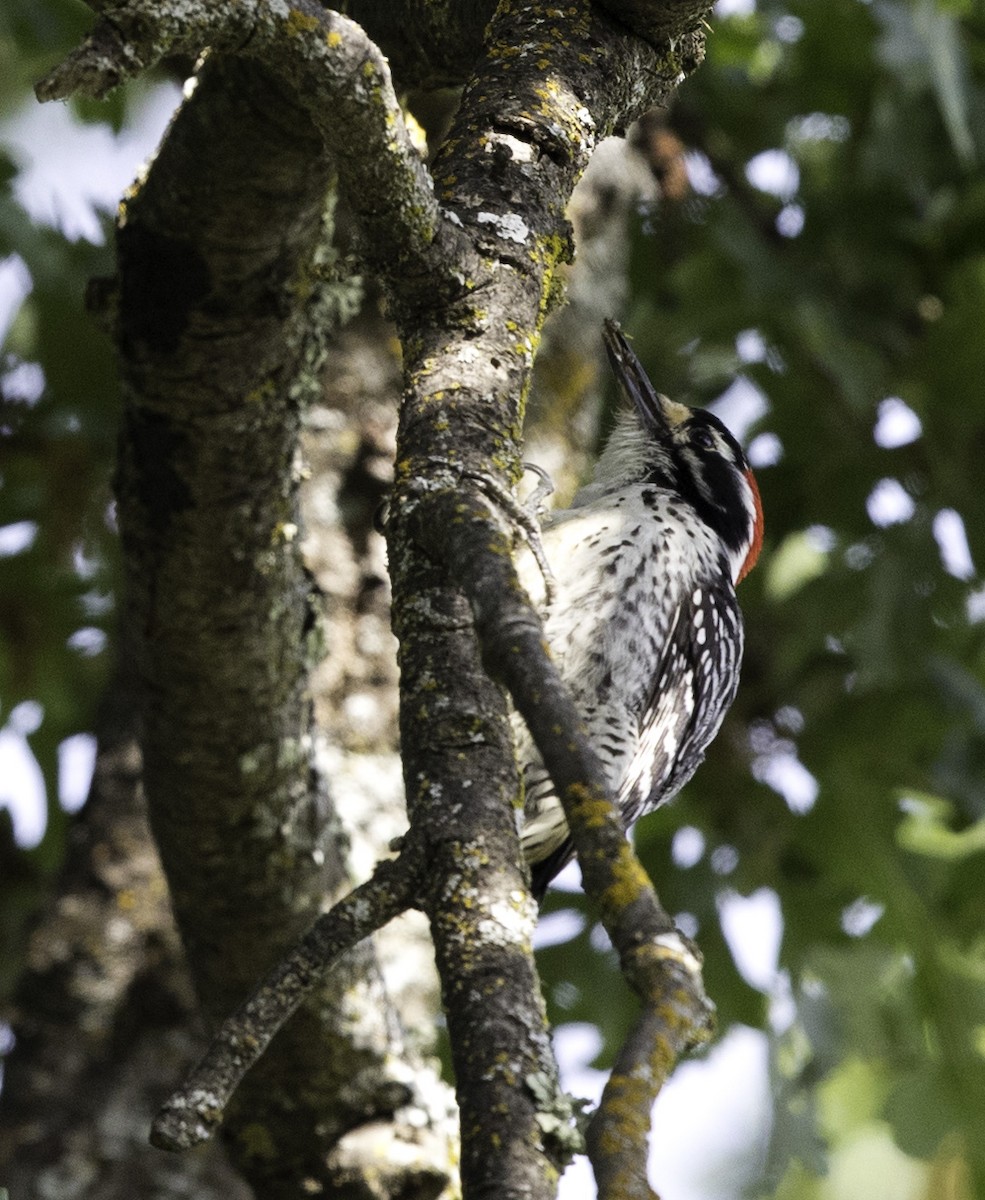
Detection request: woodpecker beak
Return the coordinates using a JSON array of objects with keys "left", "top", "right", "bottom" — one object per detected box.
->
[{"left": 602, "top": 320, "right": 689, "bottom": 436}]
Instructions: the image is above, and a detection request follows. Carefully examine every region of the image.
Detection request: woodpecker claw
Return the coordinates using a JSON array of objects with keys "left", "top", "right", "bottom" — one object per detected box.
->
[
  {"left": 521, "top": 460, "right": 555, "bottom": 519},
  {"left": 464, "top": 468, "right": 557, "bottom": 608}
]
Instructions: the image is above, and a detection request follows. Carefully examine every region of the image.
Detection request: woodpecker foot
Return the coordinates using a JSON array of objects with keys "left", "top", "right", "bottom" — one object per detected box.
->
[
  {"left": 464, "top": 468, "right": 557, "bottom": 607},
  {"left": 521, "top": 460, "right": 555, "bottom": 519}
]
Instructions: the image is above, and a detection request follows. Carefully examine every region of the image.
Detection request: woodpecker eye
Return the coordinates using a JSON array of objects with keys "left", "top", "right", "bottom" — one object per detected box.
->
[{"left": 691, "top": 425, "right": 716, "bottom": 451}]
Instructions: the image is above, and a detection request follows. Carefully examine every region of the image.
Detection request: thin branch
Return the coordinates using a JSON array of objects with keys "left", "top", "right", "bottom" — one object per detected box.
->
[
  {"left": 408, "top": 487, "right": 714, "bottom": 1198},
  {"left": 151, "top": 845, "right": 424, "bottom": 1151},
  {"left": 586, "top": 937, "right": 711, "bottom": 1199}
]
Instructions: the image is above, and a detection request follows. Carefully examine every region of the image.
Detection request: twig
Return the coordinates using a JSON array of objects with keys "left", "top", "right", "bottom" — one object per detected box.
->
[
  {"left": 586, "top": 934, "right": 712, "bottom": 1200},
  {"left": 150, "top": 847, "right": 423, "bottom": 1151}
]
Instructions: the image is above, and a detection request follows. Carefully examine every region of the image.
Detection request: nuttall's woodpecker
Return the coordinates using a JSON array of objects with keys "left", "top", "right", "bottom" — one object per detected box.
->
[{"left": 516, "top": 320, "right": 764, "bottom": 899}]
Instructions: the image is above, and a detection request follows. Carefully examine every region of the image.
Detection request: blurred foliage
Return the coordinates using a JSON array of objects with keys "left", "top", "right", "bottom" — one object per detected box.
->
[
  {"left": 3, "top": 0, "right": 985, "bottom": 1197},
  {"left": 1, "top": 0, "right": 118, "bottom": 988},
  {"left": 542, "top": 1, "right": 985, "bottom": 1197}
]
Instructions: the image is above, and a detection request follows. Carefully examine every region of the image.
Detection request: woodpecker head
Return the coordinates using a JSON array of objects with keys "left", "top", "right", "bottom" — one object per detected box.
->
[{"left": 588, "top": 320, "right": 764, "bottom": 585}]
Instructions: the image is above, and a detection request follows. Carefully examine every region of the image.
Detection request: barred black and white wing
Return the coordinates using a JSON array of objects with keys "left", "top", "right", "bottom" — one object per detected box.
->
[{"left": 619, "top": 568, "right": 743, "bottom": 830}]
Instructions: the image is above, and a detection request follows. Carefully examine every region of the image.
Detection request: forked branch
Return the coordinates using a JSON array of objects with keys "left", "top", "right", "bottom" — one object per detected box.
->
[{"left": 42, "top": 1, "right": 716, "bottom": 1195}]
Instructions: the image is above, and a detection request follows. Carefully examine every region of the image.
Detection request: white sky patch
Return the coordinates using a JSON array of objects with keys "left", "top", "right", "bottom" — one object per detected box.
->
[
  {"left": 649, "top": 1025, "right": 772, "bottom": 1200},
  {"left": 68, "top": 627, "right": 108, "bottom": 657},
  {"left": 968, "top": 586, "right": 985, "bottom": 624},
  {"left": 0, "top": 1019, "right": 14, "bottom": 1090},
  {"left": 556, "top": 888, "right": 782, "bottom": 1195},
  {"left": 0, "top": 521, "right": 38, "bottom": 557},
  {"left": 775, "top": 705, "right": 805, "bottom": 734},
  {"left": 672, "top": 824, "right": 706, "bottom": 868},
  {"left": 533, "top": 908, "right": 586, "bottom": 950},
  {"left": 556, "top": 1023, "right": 607, "bottom": 1200},
  {"left": 788, "top": 112, "right": 851, "bottom": 144},
  {"left": 714, "top": 0, "right": 756, "bottom": 16},
  {"left": 675, "top": 911, "right": 700, "bottom": 939},
  {"left": 709, "top": 375, "right": 769, "bottom": 443},
  {"left": 866, "top": 477, "right": 915, "bottom": 527},
  {"left": 589, "top": 922, "right": 613, "bottom": 953},
  {"left": 719, "top": 887, "right": 782, "bottom": 991},
  {"left": 933, "top": 508, "right": 975, "bottom": 580},
  {"left": 557, "top": 1150, "right": 598, "bottom": 1199},
  {"left": 768, "top": 971, "right": 797, "bottom": 1034},
  {"left": 81, "top": 591, "right": 113, "bottom": 618},
  {"left": 555, "top": 1021, "right": 606, "bottom": 1102},
  {"left": 549, "top": 858, "right": 583, "bottom": 893},
  {"left": 552, "top": 834, "right": 780, "bottom": 1200},
  {"left": 776, "top": 203, "right": 805, "bottom": 238},
  {"left": 2, "top": 83, "right": 180, "bottom": 243},
  {"left": 0, "top": 254, "right": 32, "bottom": 344},
  {"left": 0, "top": 726, "right": 46, "bottom": 847},
  {"left": 841, "top": 896, "right": 885, "bottom": 938},
  {"left": 774, "top": 15, "right": 805, "bottom": 44},
  {"left": 753, "top": 747, "right": 819, "bottom": 813},
  {"left": 73, "top": 542, "right": 103, "bottom": 582},
  {"left": 557, "top": 1023, "right": 774, "bottom": 1200},
  {"left": 8, "top": 700, "right": 43, "bottom": 735},
  {"left": 874, "top": 396, "right": 922, "bottom": 448},
  {"left": 684, "top": 149, "right": 722, "bottom": 197},
  {"left": 806, "top": 524, "right": 837, "bottom": 553},
  {"left": 710, "top": 844, "right": 739, "bottom": 875},
  {"left": 736, "top": 328, "right": 767, "bottom": 364},
  {"left": 747, "top": 431, "right": 783, "bottom": 468},
  {"left": 2, "top": 360, "right": 45, "bottom": 405},
  {"left": 58, "top": 733, "right": 97, "bottom": 813},
  {"left": 745, "top": 149, "right": 800, "bottom": 201}
]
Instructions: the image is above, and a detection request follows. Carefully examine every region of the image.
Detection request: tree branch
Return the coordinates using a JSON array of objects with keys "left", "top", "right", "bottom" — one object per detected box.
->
[
  {"left": 383, "top": 6, "right": 714, "bottom": 1186},
  {"left": 151, "top": 845, "right": 424, "bottom": 1151},
  {"left": 37, "top": 1, "right": 466, "bottom": 297},
  {"left": 598, "top": 0, "right": 711, "bottom": 50},
  {"left": 408, "top": 488, "right": 714, "bottom": 1198}
]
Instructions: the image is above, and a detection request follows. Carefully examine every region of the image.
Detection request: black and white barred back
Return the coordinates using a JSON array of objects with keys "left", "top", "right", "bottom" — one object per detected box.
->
[{"left": 517, "top": 321, "right": 764, "bottom": 898}]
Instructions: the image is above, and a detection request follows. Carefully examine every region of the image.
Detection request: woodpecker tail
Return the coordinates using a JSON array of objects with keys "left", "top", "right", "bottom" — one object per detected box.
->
[{"left": 528, "top": 838, "right": 576, "bottom": 902}]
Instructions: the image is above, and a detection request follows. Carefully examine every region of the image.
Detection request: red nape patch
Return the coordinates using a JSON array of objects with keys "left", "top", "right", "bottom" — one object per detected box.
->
[{"left": 737, "top": 469, "right": 764, "bottom": 584}]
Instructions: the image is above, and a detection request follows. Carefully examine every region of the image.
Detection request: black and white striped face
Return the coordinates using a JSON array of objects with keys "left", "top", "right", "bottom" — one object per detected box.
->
[{"left": 595, "top": 321, "right": 764, "bottom": 586}]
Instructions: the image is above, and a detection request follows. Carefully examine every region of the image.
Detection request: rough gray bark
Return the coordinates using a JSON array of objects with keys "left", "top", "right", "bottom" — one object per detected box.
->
[{"left": 0, "top": 668, "right": 251, "bottom": 1199}]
